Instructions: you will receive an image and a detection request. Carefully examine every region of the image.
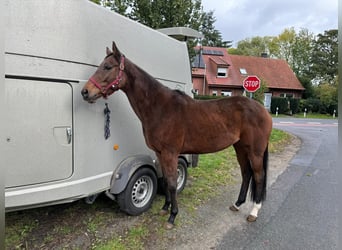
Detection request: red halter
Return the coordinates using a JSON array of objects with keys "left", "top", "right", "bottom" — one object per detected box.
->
[{"left": 89, "top": 55, "right": 125, "bottom": 98}]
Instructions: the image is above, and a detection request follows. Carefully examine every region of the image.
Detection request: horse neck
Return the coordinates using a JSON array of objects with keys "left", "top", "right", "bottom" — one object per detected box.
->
[{"left": 121, "top": 60, "right": 168, "bottom": 123}]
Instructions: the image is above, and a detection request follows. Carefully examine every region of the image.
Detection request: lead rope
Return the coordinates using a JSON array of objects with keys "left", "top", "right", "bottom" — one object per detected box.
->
[{"left": 104, "top": 103, "right": 111, "bottom": 139}]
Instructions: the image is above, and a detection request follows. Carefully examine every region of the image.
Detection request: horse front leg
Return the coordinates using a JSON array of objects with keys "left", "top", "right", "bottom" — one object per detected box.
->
[
  {"left": 158, "top": 152, "right": 179, "bottom": 229},
  {"left": 165, "top": 183, "right": 178, "bottom": 229},
  {"left": 159, "top": 177, "right": 171, "bottom": 215}
]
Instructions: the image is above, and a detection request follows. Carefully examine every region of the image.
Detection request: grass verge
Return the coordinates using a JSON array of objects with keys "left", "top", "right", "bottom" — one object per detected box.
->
[{"left": 5, "top": 129, "right": 291, "bottom": 249}]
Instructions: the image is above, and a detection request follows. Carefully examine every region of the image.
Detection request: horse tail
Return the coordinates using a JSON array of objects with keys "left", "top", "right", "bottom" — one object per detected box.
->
[{"left": 250, "top": 144, "right": 268, "bottom": 202}]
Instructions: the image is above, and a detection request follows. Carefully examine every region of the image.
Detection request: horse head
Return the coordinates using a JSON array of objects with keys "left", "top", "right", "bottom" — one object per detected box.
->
[{"left": 81, "top": 42, "right": 126, "bottom": 103}]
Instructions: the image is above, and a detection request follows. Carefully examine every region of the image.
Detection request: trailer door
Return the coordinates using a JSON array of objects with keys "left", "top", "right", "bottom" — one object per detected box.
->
[{"left": 5, "top": 79, "right": 73, "bottom": 187}]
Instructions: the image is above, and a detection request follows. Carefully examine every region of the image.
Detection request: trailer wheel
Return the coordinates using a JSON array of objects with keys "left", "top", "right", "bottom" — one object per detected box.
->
[
  {"left": 176, "top": 158, "right": 188, "bottom": 193},
  {"left": 158, "top": 158, "right": 188, "bottom": 194},
  {"left": 117, "top": 167, "right": 157, "bottom": 216}
]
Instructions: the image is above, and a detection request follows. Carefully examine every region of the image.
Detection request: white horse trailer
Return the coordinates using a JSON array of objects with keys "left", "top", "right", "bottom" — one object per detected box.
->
[{"left": 4, "top": 0, "right": 196, "bottom": 214}]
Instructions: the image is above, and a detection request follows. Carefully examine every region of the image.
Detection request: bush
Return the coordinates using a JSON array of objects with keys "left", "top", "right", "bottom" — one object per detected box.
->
[
  {"left": 270, "top": 97, "right": 289, "bottom": 114},
  {"left": 289, "top": 98, "right": 300, "bottom": 114},
  {"left": 300, "top": 98, "right": 321, "bottom": 113},
  {"left": 327, "top": 103, "right": 338, "bottom": 116},
  {"left": 299, "top": 98, "right": 338, "bottom": 115},
  {"left": 194, "top": 95, "right": 224, "bottom": 100}
]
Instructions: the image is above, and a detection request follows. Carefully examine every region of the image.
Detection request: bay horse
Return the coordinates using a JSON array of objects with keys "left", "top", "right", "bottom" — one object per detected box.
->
[{"left": 81, "top": 42, "right": 273, "bottom": 229}]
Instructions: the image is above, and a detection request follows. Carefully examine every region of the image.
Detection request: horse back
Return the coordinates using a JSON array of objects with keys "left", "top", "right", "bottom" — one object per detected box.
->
[{"left": 179, "top": 96, "right": 272, "bottom": 154}]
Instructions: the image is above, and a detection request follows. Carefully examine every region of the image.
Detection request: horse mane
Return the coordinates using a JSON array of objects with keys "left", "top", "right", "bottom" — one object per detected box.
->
[
  {"left": 124, "top": 57, "right": 192, "bottom": 102},
  {"left": 174, "top": 89, "right": 186, "bottom": 96}
]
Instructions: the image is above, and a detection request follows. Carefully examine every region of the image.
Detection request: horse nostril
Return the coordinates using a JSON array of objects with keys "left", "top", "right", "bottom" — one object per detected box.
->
[{"left": 81, "top": 89, "right": 89, "bottom": 99}]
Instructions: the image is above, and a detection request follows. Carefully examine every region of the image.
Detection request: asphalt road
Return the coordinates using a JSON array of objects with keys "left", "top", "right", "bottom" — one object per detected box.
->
[{"left": 217, "top": 118, "right": 338, "bottom": 250}]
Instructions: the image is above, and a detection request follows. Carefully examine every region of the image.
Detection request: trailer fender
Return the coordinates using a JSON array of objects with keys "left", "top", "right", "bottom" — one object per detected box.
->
[{"left": 109, "top": 155, "right": 156, "bottom": 195}]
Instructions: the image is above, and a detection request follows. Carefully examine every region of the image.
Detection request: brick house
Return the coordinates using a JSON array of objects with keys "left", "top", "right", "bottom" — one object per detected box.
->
[{"left": 192, "top": 46, "right": 305, "bottom": 109}]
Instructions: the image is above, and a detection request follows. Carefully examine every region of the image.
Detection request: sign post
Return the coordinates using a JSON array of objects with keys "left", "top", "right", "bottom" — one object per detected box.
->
[{"left": 243, "top": 75, "right": 260, "bottom": 98}]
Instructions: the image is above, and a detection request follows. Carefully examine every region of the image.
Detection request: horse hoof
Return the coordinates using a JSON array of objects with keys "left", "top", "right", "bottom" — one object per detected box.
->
[
  {"left": 159, "top": 209, "right": 169, "bottom": 216},
  {"left": 247, "top": 215, "right": 257, "bottom": 222},
  {"left": 164, "top": 222, "right": 174, "bottom": 230},
  {"left": 229, "top": 205, "right": 239, "bottom": 212}
]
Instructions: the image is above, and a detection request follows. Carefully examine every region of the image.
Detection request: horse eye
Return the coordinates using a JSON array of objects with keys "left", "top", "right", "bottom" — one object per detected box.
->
[{"left": 103, "top": 64, "right": 112, "bottom": 70}]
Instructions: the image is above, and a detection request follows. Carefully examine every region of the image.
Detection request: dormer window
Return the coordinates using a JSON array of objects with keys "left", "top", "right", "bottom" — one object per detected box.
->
[
  {"left": 217, "top": 67, "right": 228, "bottom": 78},
  {"left": 239, "top": 68, "right": 247, "bottom": 75}
]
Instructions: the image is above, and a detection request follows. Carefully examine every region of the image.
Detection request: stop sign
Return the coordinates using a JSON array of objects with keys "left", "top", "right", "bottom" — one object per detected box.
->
[{"left": 243, "top": 75, "right": 260, "bottom": 92}]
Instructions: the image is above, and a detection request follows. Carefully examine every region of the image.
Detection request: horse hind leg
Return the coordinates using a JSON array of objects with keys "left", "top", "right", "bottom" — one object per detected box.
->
[
  {"left": 247, "top": 145, "right": 268, "bottom": 222},
  {"left": 230, "top": 144, "right": 253, "bottom": 212}
]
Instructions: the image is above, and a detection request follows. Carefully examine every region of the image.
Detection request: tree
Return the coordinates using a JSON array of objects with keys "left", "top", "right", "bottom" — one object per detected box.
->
[
  {"left": 291, "top": 28, "right": 315, "bottom": 76},
  {"left": 228, "top": 36, "right": 273, "bottom": 56},
  {"left": 291, "top": 28, "right": 315, "bottom": 98},
  {"left": 89, "top": 0, "right": 133, "bottom": 15},
  {"left": 129, "top": 0, "right": 197, "bottom": 28},
  {"left": 271, "top": 27, "right": 296, "bottom": 62},
  {"left": 251, "top": 79, "right": 269, "bottom": 104},
  {"left": 89, "top": 0, "right": 228, "bottom": 48},
  {"left": 314, "top": 80, "right": 338, "bottom": 114},
  {"left": 310, "top": 29, "right": 338, "bottom": 84},
  {"left": 111, "top": 0, "right": 133, "bottom": 15},
  {"left": 199, "top": 10, "right": 228, "bottom": 47}
]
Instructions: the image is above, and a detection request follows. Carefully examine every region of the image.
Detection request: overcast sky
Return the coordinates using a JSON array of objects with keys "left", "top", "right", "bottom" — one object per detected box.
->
[{"left": 201, "top": 0, "right": 338, "bottom": 46}]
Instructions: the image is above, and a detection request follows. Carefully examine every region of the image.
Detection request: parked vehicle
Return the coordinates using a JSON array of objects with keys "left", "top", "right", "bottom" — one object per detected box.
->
[{"left": 4, "top": 0, "right": 196, "bottom": 215}]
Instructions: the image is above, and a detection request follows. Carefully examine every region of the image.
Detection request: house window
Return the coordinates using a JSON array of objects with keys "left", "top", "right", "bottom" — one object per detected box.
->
[
  {"left": 193, "top": 89, "right": 199, "bottom": 95},
  {"left": 217, "top": 67, "right": 227, "bottom": 78},
  {"left": 221, "top": 91, "right": 232, "bottom": 96},
  {"left": 239, "top": 68, "right": 247, "bottom": 75},
  {"left": 280, "top": 93, "right": 293, "bottom": 98},
  {"left": 212, "top": 90, "right": 217, "bottom": 96}
]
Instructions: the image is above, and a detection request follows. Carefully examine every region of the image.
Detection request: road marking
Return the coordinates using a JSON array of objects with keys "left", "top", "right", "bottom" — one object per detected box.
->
[{"left": 274, "top": 122, "right": 338, "bottom": 127}]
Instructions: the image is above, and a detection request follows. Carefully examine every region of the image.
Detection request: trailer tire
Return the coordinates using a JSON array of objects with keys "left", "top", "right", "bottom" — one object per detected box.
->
[
  {"left": 158, "top": 158, "right": 188, "bottom": 194},
  {"left": 176, "top": 158, "right": 188, "bottom": 193},
  {"left": 117, "top": 167, "right": 157, "bottom": 216}
]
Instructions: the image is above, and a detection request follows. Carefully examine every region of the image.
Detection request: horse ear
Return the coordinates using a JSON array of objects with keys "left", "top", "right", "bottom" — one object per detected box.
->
[
  {"left": 106, "top": 47, "right": 112, "bottom": 56},
  {"left": 112, "top": 41, "right": 121, "bottom": 57}
]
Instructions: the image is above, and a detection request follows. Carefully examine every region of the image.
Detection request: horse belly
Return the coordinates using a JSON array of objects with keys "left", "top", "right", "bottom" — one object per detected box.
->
[{"left": 182, "top": 132, "right": 238, "bottom": 154}]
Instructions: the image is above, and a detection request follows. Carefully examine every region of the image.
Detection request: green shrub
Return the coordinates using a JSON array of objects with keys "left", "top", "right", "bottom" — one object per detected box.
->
[
  {"left": 194, "top": 95, "right": 224, "bottom": 100},
  {"left": 303, "top": 98, "right": 321, "bottom": 113},
  {"left": 289, "top": 98, "right": 300, "bottom": 114},
  {"left": 270, "top": 97, "right": 289, "bottom": 114}
]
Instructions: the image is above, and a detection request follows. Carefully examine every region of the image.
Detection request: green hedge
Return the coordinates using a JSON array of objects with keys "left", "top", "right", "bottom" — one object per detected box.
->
[
  {"left": 195, "top": 95, "right": 337, "bottom": 116},
  {"left": 270, "top": 97, "right": 300, "bottom": 115},
  {"left": 194, "top": 95, "right": 224, "bottom": 100},
  {"left": 300, "top": 98, "right": 338, "bottom": 115},
  {"left": 300, "top": 98, "right": 320, "bottom": 113},
  {"left": 289, "top": 98, "right": 300, "bottom": 114},
  {"left": 270, "top": 97, "right": 289, "bottom": 114}
]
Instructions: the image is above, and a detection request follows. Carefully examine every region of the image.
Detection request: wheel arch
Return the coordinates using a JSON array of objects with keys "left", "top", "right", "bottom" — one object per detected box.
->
[
  {"left": 109, "top": 155, "right": 157, "bottom": 195},
  {"left": 178, "top": 154, "right": 190, "bottom": 167}
]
